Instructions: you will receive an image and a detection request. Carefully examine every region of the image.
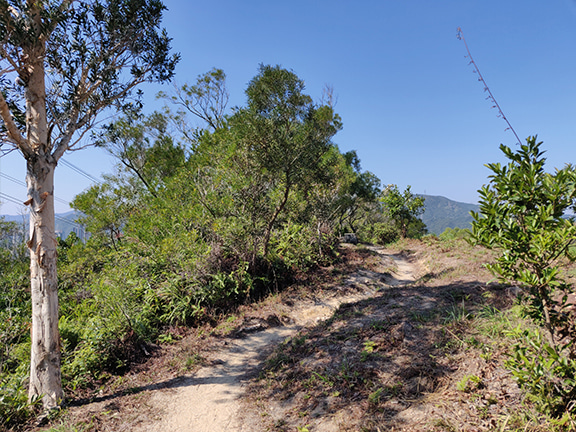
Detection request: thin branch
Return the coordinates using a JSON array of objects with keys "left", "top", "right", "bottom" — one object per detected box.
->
[
  {"left": 0, "top": 45, "right": 22, "bottom": 75},
  {"left": 52, "top": 58, "right": 152, "bottom": 160},
  {"left": 0, "top": 90, "right": 29, "bottom": 154},
  {"left": 457, "top": 27, "right": 522, "bottom": 145}
]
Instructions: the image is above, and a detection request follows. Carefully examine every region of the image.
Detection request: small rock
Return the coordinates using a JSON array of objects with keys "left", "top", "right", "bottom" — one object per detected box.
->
[
  {"left": 340, "top": 233, "right": 358, "bottom": 244},
  {"left": 266, "top": 314, "right": 283, "bottom": 327}
]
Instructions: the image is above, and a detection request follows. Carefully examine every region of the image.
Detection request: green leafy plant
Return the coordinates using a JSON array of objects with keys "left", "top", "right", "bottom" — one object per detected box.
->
[
  {"left": 361, "top": 340, "right": 378, "bottom": 361},
  {"left": 506, "top": 328, "right": 576, "bottom": 416},
  {"left": 368, "top": 387, "right": 384, "bottom": 404},
  {"left": 0, "top": 375, "right": 41, "bottom": 428},
  {"left": 471, "top": 137, "right": 576, "bottom": 416},
  {"left": 456, "top": 374, "right": 483, "bottom": 393},
  {"left": 380, "top": 185, "right": 426, "bottom": 238},
  {"left": 472, "top": 138, "right": 576, "bottom": 345}
]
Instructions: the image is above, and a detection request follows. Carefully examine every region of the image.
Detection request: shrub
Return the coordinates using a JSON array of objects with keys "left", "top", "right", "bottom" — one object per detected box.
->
[
  {"left": 361, "top": 222, "right": 399, "bottom": 245},
  {"left": 471, "top": 137, "right": 576, "bottom": 417},
  {"left": 439, "top": 227, "right": 470, "bottom": 241},
  {"left": 506, "top": 328, "right": 576, "bottom": 417},
  {"left": 0, "top": 374, "right": 40, "bottom": 429}
]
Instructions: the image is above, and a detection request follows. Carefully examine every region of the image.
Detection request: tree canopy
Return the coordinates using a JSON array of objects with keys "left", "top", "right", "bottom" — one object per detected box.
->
[{"left": 0, "top": 0, "right": 178, "bottom": 410}]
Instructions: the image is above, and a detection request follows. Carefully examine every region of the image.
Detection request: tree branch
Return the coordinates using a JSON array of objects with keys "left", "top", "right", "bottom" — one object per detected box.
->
[{"left": 0, "top": 90, "right": 29, "bottom": 154}]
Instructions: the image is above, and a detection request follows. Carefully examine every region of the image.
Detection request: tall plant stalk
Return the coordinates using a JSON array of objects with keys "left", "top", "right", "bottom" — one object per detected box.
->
[{"left": 457, "top": 27, "right": 522, "bottom": 145}]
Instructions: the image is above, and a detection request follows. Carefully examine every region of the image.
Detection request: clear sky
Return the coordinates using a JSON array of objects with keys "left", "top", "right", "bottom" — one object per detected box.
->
[{"left": 2, "top": 0, "right": 576, "bottom": 215}]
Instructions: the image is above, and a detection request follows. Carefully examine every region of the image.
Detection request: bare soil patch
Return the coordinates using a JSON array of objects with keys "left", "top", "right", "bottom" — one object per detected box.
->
[
  {"left": 37, "top": 245, "right": 393, "bottom": 431},
  {"left": 242, "top": 239, "right": 529, "bottom": 431},
  {"left": 37, "top": 239, "right": 548, "bottom": 431}
]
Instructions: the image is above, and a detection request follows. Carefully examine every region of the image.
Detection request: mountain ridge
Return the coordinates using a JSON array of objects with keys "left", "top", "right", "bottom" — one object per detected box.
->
[
  {"left": 1, "top": 196, "right": 477, "bottom": 239},
  {"left": 419, "top": 194, "right": 479, "bottom": 235}
]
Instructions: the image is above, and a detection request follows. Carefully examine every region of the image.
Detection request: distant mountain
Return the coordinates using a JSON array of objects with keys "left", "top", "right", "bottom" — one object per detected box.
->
[
  {"left": 3, "top": 197, "right": 478, "bottom": 239},
  {"left": 419, "top": 195, "right": 479, "bottom": 235},
  {"left": 2, "top": 211, "right": 85, "bottom": 240}
]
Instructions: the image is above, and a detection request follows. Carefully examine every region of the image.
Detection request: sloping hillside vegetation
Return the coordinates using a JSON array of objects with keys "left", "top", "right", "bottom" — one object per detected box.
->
[
  {"left": 420, "top": 195, "right": 479, "bottom": 235},
  {"left": 30, "top": 237, "right": 576, "bottom": 432},
  {"left": 0, "top": 66, "right": 426, "bottom": 430}
]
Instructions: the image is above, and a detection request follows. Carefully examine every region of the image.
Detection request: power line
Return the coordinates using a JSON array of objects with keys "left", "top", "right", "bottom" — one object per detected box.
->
[
  {"left": 0, "top": 192, "right": 81, "bottom": 229},
  {"left": 0, "top": 192, "right": 26, "bottom": 208},
  {"left": 0, "top": 145, "right": 17, "bottom": 157},
  {"left": 0, "top": 172, "right": 25, "bottom": 187},
  {"left": 60, "top": 158, "right": 102, "bottom": 184},
  {"left": 0, "top": 172, "right": 70, "bottom": 206},
  {"left": 0, "top": 155, "right": 98, "bottom": 213},
  {"left": 55, "top": 215, "right": 83, "bottom": 229}
]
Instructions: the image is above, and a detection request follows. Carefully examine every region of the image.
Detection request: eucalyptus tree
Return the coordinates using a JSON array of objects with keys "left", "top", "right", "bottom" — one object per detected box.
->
[{"left": 0, "top": 0, "right": 178, "bottom": 409}]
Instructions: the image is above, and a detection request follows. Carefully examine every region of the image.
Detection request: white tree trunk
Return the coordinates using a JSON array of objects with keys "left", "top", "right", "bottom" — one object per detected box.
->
[
  {"left": 26, "top": 157, "right": 63, "bottom": 409},
  {"left": 21, "top": 12, "right": 63, "bottom": 408}
]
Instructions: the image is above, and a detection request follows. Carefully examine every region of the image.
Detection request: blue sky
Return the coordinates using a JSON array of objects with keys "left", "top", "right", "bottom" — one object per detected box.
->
[{"left": 2, "top": 0, "right": 576, "bottom": 215}]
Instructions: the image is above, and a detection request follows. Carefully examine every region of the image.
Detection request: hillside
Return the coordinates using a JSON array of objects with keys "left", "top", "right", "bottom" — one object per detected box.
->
[
  {"left": 420, "top": 194, "right": 479, "bottom": 235},
  {"left": 2, "top": 196, "right": 479, "bottom": 240},
  {"left": 43, "top": 240, "right": 560, "bottom": 432}
]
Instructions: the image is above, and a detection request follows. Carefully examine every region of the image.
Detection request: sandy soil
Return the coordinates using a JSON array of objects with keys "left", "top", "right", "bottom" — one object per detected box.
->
[{"left": 128, "top": 246, "right": 414, "bottom": 432}]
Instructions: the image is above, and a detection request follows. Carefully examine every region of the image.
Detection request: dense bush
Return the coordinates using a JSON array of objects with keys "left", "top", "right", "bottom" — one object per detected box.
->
[
  {"left": 0, "top": 66, "right": 420, "bottom": 423},
  {"left": 439, "top": 227, "right": 470, "bottom": 241},
  {"left": 360, "top": 221, "right": 400, "bottom": 245}
]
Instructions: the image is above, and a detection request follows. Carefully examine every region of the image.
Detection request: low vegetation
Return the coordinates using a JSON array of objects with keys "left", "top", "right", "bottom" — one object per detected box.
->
[
  {"left": 0, "top": 66, "right": 420, "bottom": 431},
  {"left": 472, "top": 138, "right": 576, "bottom": 419},
  {"left": 0, "top": 48, "right": 574, "bottom": 432},
  {"left": 247, "top": 238, "right": 576, "bottom": 431},
  {"left": 19, "top": 236, "right": 575, "bottom": 431}
]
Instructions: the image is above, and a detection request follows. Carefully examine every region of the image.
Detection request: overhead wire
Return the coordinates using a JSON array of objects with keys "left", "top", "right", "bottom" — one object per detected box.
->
[
  {"left": 0, "top": 142, "right": 99, "bottom": 242},
  {"left": 59, "top": 158, "right": 102, "bottom": 184},
  {"left": 0, "top": 191, "right": 84, "bottom": 231},
  {"left": 0, "top": 172, "right": 70, "bottom": 205}
]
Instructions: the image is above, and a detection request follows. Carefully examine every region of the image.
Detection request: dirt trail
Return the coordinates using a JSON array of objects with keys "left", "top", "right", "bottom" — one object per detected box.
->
[{"left": 135, "top": 247, "right": 415, "bottom": 432}]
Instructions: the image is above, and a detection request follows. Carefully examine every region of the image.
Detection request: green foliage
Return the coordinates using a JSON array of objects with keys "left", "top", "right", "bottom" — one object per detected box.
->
[
  {"left": 361, "top": 221, "right": 400, "bottom": 245},
  {"left": 471, "top": 137, "right": 576, "bottom": 417},
  {"left": 97, "top": 110, "right": 187, "bottom": 198},
  {"left": 506, "top": 328, "right": 576, "bottom": 417},
  {"left": 0, "top": 64, "right": 391, "bottom": 421},
  {"left": 456, "top": 374, "right": 482, "bottom": 393},
  {"left": 0, "top": 0, "right": 179, "bottom": 150},
  {"left": 0, "top": 375, "right": 40, "bottom": 429},
  {"left": 231, "top": 64, "right": 343, "bottom": 257},
  {"left": 380, "top": 185, "right": 427, "bottom": 239},
  {"left": 271, "top": 223, "right": 322, "bottom": 270},
  {"left": 471, "top": 137, "right": 576, "bottom": 342},
  {"left": 332, "top": 152, "right": 382, "bottom": 236},
  {"left": 0, "top": 224, "right": 30, "bottom": 379},
  {"left": 439, "top": 227, "right": 471, "bottom": 241},
  {"left": 71, "top": 182, "right": 129, "bottom": 250},
  {"left": 158, "top": 67, "right": 229, "bottom": 131}
]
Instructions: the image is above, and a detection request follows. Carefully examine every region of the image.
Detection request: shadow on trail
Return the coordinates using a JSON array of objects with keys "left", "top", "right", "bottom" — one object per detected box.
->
[
  {"left": 68, "top": 325, "right": 294, "bottom": 410},
  {"left": 247, "top": 275, "right": 514, "bottom": 430}
]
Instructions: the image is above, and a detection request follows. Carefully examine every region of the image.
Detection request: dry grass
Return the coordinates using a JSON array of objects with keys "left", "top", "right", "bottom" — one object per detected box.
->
[
  {"left": 34, "top": 239, "right": 574, "bottom": 432},
  {"left": 243, "top": 238, "right": 569, "bottom": 431}
]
